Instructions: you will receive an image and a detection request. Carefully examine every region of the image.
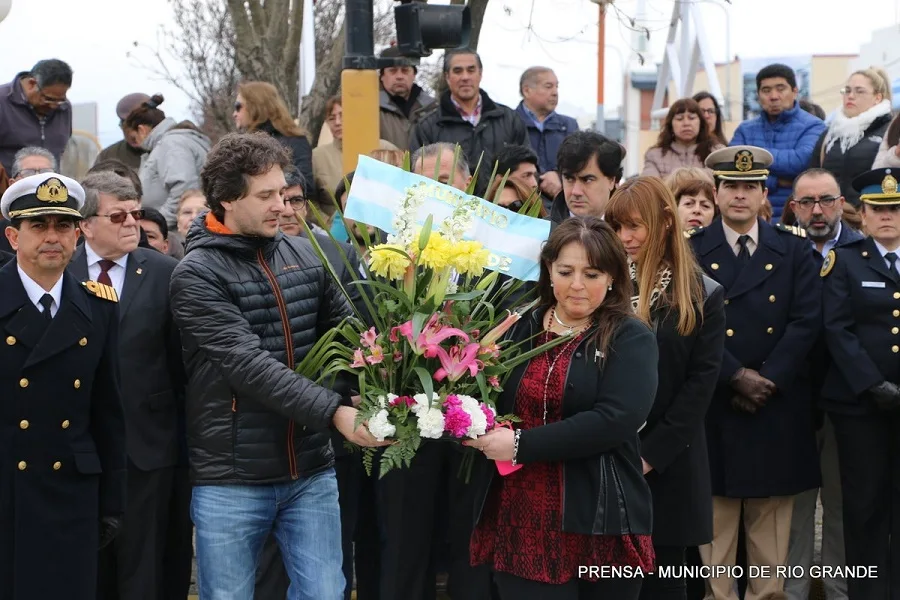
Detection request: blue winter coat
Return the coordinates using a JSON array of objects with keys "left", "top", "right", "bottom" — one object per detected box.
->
[
  {"left": 730, "top": 102, "right": 826, "bottom": 221},
  {"left": 515, "top": 102, "right": 579, "bottom": 174}
]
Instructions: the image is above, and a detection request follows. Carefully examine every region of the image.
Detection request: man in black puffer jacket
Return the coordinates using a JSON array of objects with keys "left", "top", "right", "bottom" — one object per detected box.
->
[
  {"left": 411, "top": 49, "right": 529, "bottom": 195},
  {"left": 170, "top": 132, "right": 387, "bottom": 600}
]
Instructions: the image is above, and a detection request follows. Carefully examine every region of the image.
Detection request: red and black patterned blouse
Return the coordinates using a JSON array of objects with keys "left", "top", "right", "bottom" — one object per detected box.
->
[{"left": 470, "top": 330, "right": 655, "bottom": 583}]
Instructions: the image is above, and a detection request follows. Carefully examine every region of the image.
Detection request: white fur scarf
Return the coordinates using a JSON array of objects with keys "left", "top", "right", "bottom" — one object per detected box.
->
[{"left": 825, "top": 99, "right": 892, "bottom": 154}]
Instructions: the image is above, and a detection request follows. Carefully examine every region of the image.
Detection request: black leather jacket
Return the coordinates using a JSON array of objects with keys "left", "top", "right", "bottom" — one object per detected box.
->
[{"left": 170, "top": 214, "right": 352, "bottom": 484}]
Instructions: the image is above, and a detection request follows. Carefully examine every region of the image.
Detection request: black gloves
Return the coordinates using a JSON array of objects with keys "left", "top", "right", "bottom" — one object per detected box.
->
[
  {"left": 98, "top": 516, "right": 122, "bottom": 549},
  {"left": 869, "top": 381, "right": 900, "bottom": 411}
]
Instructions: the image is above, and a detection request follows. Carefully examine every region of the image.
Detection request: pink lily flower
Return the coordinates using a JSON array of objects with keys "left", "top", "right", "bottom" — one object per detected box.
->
[
  {"left": 488, "top": 375, "right": 501, "bottom": 389},
  {"left": 366, "top": 345, "right": 385, "bottom": 365},
  {"left": 350, "top": 348, "right": 367, "bottom": 368},
  {"left": 397, "top": 314, "right": 469, "bottom": 357},
  {"left": 433, "top": 343, "right": 484, "bottom": 382},
  {"left": 480, "top": 311, "right": 521, "bottom": 347},
  {"left": 360, "top": 327, "right": 378, "bottom": 349}
]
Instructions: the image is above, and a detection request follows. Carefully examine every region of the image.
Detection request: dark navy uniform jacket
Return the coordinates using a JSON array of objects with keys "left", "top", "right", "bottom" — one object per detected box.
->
[
  {"left": 0, "top": 261, "right": 126, "bottom": 600},
  {"left": 821, "top": 236, "right": 900, "bottom": 414},
  {"left": 690, "top": 218, "right": 822, "bottom": 497}
]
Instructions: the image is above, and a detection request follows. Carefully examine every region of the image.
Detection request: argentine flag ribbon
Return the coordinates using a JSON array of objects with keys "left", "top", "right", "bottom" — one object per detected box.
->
[{"left": 344, "top": 156, "right": 550, "bottom": 282}]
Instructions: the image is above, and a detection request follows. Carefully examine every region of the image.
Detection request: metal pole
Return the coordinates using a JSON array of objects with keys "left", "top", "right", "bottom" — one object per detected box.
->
[
  {"left": 596, "top": 2, "right": 607, "bottom": 134},
  {"left": 341, "top": 0, "right": 380, "bottom": 178}
]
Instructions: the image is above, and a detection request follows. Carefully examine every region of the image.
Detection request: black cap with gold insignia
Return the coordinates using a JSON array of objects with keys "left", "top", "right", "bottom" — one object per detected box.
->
[
  {"left": 705, "top": 145, "right": 774, "bottom": 182},
  {"left": 0, "top": 172, "right": 85, "bottom": 221},
  {"left": 852, "top": 168, "right": 900, "bottom": 205}
]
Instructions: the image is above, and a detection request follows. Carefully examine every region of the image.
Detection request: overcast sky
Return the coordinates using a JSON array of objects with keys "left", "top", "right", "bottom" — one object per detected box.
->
[{"left": 0, "top": 0, "right": 897, "bottom": 146}]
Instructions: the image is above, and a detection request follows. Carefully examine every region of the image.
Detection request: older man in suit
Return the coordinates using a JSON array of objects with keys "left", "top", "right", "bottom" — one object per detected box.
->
[{"left": 67, "top": 170, "right": 185, "bottom": 600}]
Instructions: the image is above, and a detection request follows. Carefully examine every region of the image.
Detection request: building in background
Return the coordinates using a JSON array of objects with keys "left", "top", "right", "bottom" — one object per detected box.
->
[
  {"left": 623, "top": 53, "right": 857, "bottom": 176},
  {"left": 854, "top": 25, "right": 900, "bottom": 109},
  {"left": 61, "top": 101, "right": 101, "bottom": 180}
]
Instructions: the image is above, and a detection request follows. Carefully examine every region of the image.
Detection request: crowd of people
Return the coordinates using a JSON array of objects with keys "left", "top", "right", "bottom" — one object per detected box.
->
[{"left": 2, "top": 46, "right": 900, "bottom": 600}]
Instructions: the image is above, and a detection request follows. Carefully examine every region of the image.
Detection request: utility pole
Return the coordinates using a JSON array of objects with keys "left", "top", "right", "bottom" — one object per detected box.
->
[{"left": 591, "top": 0, "right": 610, "bottom": 134}]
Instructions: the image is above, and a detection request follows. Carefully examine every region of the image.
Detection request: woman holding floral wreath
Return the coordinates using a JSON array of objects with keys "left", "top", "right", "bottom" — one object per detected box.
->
[
  {"left": 465, "top": 217, "right": 658, "bottom": 600},
  {"left": 606, "top": 176, "right": 726, "bottom": 600}
]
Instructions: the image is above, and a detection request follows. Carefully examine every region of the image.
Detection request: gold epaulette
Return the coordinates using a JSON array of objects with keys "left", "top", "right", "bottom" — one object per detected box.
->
[
  {"left": 684, "top": 226, "right": 705, "bottom": 238},
  {"left": 775, "top": 222, "right": 807, "bottom": 238},
  {"left": 82, "top": 280, "right": 119, "bottom": 302}
]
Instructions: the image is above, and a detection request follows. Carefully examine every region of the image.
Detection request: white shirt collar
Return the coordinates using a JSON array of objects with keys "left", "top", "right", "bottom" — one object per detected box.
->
[
  {"left": 722, "top": 219, "right": 759, "bottom": 250},
  {"left": 873, "top": 239, "right": 900, "bottom": 258},
  {"left": 85, "top": 243, "right": 128, "bottom": 270},
  {"left": 17, "top": 265, "right": 63, "bottom": 314}
]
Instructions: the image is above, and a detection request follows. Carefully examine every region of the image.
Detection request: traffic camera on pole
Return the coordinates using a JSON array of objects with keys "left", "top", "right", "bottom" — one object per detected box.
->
[{"left": 393, "top": 0, "right": 471, "bottom": 58}]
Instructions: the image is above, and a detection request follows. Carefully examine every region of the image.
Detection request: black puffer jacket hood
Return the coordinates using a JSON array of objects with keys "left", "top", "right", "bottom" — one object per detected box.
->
[{"left": 171, "top": 213, "right": 352, "bottom": 484}]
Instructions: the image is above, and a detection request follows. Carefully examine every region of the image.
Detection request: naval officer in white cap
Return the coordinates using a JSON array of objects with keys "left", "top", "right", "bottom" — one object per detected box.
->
[{"left": 0, "top": 173, "right": 127, "bottom": 600}]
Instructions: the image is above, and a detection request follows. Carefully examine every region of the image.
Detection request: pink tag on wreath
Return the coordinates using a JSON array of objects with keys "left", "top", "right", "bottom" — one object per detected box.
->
[{"left": 494, "top": 422, "right": 523, "bottom": 476}]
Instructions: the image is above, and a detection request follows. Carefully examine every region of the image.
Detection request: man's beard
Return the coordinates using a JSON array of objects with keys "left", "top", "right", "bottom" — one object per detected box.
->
[{"left": 802, "top": 218, "right": 838, "bottom": 241}]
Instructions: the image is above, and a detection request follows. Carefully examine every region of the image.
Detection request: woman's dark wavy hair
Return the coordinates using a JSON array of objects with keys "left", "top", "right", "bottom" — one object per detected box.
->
[
  {"left": 201, "top": 132, "right": 291, "bottom": 221},
  {"left": 654, "top": 98, "right": 717, "bottom": 162},
  {"left": 537, "top": 217, "right": 634, "bottom": 355},
  {"left": 692, "top": 91, "right": 729, "bottom": 145}
]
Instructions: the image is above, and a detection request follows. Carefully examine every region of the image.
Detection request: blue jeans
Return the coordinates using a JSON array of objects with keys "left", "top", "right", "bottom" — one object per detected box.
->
[{"left": 192, "top": 469, "right": 345, "bottom": 600}]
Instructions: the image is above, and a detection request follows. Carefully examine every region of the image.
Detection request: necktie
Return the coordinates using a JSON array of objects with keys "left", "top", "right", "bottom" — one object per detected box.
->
[
  {"left": 736, "top": 234, "right": 752, "bottom": 269},
  {"left": 39, "top": 293, "right": 53, "bottom": 322},
  {"left": 98, "top": 259, "right": 116, "bottom": 287},
  {"left": 887, "top": 252, "right": 900, "bottom": 279}
]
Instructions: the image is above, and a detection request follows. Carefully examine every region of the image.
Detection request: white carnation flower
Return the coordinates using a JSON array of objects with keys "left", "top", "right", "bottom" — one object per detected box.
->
[
  {"left": 381, "top": 393, "right": 398, "bottom": 409},
  {"left": 459, "top": 395, "right": 488, "bottom": 438},
  {"left": 367, "top": 409, "right": 396, "bottom": 442},
  {"left": 411, "top": 392, "right": 438, "bottom": 415},
  {"left": 416, "top": 407, "right": 446, "bottom": 439}
]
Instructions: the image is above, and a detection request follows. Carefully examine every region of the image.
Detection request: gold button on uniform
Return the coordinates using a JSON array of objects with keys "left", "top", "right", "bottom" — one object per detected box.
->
[
  {"left": 711, "top": 263, "right": 719, "bottom": 270},
  {"left": 769, "top": 295, "right": 776, "bottom": 303},
  {"left": 894, "top": 346, "right": 900, "bottom": 354},
  {"left": 724, "top": 299, "right": 730, "bottom": 305},
  {"left": 894, "top": 310, "right": 900, "bottom": 318},
  {"left": 767, "top": 327, "right": 774, "bottom": 334},
  {"left": 79, "top": 337, "right": 87, "bottom": 347},
  {"left": 6, "top": 335, "right": 14, "bottom": 345},
  {"left": 17, "top": 461, "right": 26, "bottom": 471},
  {"left": 19, "top": 378, "right": 28, "bottom": 388},
  {"left": 61, "top": 420, "right": 70, "bottom": 429},
  {"left": 73, "top": 379, "right": 81, "bottom": 389},
  {"left": 894, "top": 292, "right": 900, "bottom": 299},
  {"left": 52, "top": 462, "right": 61, "bottom": 471},
  {"left": 894, "top": 327, "right": 899, "bottom": 335},
  {"left": 726, "top": 329, "right": 734, "bottom": 337},
  {"left": 765, "top": 264, "right": 773, "bottom": 271},
  {"left": 19, "top": 420, "right": 28, "bottom": 430}
]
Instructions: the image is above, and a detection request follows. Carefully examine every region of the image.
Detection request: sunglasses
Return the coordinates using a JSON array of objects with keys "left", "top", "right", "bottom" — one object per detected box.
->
[
  {"left": 98, "top": 209, "right": 145, "bottom": 224},
  {"left": 234, "top": 102, "right": 243, "bottom": 111}
]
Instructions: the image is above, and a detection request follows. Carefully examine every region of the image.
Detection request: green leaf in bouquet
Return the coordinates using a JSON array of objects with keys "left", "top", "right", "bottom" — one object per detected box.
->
[
  {"left": 418, "top": 214, "right": 434, "bottom": 253},
  {"left": 465, "top": 151, "right": 489, "bottom": 197},
  {"left": 443, "top": 289, "right": 486, "bottom": 302},
  {"left": 402, "top": 149, "right": 412, "bottom": 172},
  {"left": 362, "top": 448, "right": 376, "bottom": 476},
  {"left": 475, "top": 372, "right": 491, "bottom": 408},
  {"left": 411, "top": 311, "right": 429, "bottom": 344},
  {"left": 355, "top": 279, "right": 414, "bottom": 311},
  {"left": 413, "top": 366, "right": 435, "bottom": 407},
  {"left": 491, "top": 169, "right": 512, "bottom": 205},
  {"left": 295, "top": 323, "right": 354, "bottom": 378}
]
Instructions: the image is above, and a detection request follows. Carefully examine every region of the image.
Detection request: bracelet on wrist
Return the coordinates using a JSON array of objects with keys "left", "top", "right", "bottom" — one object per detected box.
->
[{"left": 511, "top": 429, "right": 522, "bottom": 466}]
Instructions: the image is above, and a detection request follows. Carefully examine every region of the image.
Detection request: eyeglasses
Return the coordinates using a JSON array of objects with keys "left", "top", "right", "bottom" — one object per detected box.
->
[
  {"left": 794, "top": 196, "right": 839, "bottom": 209},
  {"left": 39, "top": 90, "right": 68, "bottom": 105},
  {"left": 699, "top": 108, "right": 717, "bottom": 116},
  {"left": 234, "top": 102, "right": 243, "bottom": 111},
  {"left": 285, "top": 195, "right": 307, "bottom": 205},
  {"left": 97, "top": 209, "right": 145, "bottom": 224},
  {"left": 13, "top": 167, "right": 54, "bottom": 178},
  {"left": 840, "top": 87, "right": 872, "bottom": 96}
]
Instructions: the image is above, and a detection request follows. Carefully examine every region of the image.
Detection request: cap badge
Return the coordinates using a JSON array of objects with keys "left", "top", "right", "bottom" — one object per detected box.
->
[
  {"left": 35, "top": 178, "right": 68, "bottom": 204},
  {"left": 882, "top": 174, "right": 898, "bottom": 195},
  {"left": 734, "top": 150, "right": 753, "bottom": 172}
]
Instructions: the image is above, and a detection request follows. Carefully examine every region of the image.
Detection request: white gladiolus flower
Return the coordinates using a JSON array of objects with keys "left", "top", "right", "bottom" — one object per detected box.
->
[
  {"left": 416, "top": 407, "right": 446, "bottom": 439},
  {"left": 368, "top": 409, "right": 396, "bottom": 441}
]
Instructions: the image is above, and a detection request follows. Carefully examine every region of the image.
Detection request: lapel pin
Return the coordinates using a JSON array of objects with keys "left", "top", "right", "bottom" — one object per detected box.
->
[{"left": 136, "top": 268, "right": 143, "bottom": 275}]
